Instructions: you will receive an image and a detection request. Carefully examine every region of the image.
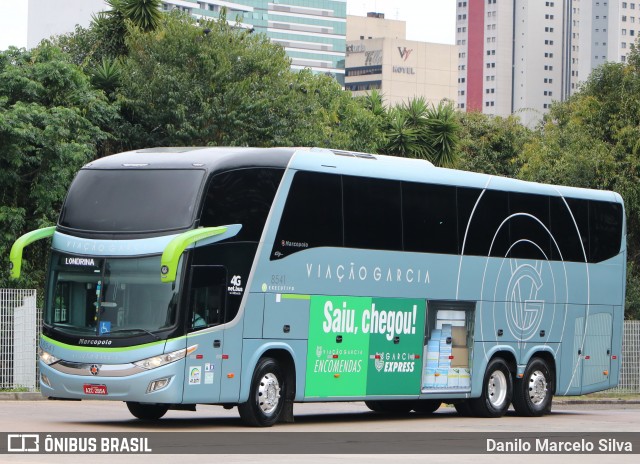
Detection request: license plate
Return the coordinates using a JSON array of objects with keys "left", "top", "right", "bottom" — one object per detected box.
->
[{"left": 83, "top": 384, "right": 108, "bottom": 395}]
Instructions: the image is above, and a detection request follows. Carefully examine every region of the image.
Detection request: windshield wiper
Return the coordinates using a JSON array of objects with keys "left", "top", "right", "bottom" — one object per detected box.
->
[{"left": 105, "top": 328, "right": 161, "bottom": 341}]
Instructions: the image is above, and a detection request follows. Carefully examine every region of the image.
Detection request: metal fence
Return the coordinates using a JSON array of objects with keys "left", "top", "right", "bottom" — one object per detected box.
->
[
  {"left": 1, "top": 288, "right": 640, "bottom": 393},
  {"left": 0, "top": 289, "right": 38, "bottom": 391},
  {"left": 612, "top": 320, "right": 640, "bottom": 393}
]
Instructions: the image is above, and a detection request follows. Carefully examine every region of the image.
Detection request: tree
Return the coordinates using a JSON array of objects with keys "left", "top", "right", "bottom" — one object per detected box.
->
[
  {"left": 0, "top": 45, "right": 119, "bottom": 290},
  {"left": 116, "top": 12, "right": 382, "bottom": 150},
  {"left": 456, "top": 111, "right": 531, "bottom": 177},
  {"left": 377, "top": 97, "right": 459, "bottom": 167}
]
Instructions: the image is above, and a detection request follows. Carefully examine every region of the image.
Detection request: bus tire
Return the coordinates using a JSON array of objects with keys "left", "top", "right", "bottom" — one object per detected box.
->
[
  {"left": 238, "top": 357, "right": 285, "bottom": 427},
  {"left": 469, "top": 357, "right": 513, "bottom": 418},
  {"left": 365, "top": 400, "right": 413, "bottom": 414},
  {"left": 126, "top": 402, "right": 169, "bottom": 420},
  {"left": 412, "top": 400, "right": 441, "bottom": 414},
  {"left": 512, "top": 357, "right": 554, "bottom": 417}
]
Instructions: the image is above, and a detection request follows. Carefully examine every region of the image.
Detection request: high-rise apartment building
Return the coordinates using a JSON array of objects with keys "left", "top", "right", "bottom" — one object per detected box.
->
[
  {"left": 457, "top": 0, "right": 640, "bottom": 124},
  {"left": 0, "top": 0, "right": 107, "bottom": 50},
  {"left": 162, "top": 1, "right": 346, "bottom": 83}
]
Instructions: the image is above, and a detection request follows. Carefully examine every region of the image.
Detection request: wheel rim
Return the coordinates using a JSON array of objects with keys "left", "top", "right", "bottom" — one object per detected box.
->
[
  {"left": 528, "top": 370, "right": 548, "bottom": 405},
  {"left": 258, "top": 372, "right": 281, "bottom": 415},
  {"left": 488, "top": 369, "right": 508, "bottom": 407}
]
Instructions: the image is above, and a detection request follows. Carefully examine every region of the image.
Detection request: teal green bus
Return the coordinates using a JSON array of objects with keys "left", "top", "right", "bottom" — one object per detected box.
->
[{"left": 11, "top": 147, "right": 626, "bottom": 425}]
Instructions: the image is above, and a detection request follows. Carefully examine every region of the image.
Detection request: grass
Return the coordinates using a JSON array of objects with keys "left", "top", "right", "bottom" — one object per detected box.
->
[{"left": 0, "top": 386, "right": 31, "bottom": 393}]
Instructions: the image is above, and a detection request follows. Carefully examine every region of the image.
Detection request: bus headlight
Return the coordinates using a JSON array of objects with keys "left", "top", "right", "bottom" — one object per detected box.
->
[
  {"left": 134, "top": 345, "right": 197, "bottom": 370},
  {"left": 147, "top": 377, "right": 171, "bottom": 393},
  {"left": 39, "top": 348, "right": 60, "bottom": 365}
]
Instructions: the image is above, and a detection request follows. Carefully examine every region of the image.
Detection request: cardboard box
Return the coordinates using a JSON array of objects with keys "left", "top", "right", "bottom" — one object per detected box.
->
[
  {"left": 452, "top": 326, "right": 467, "bottom": 347},
  {"left": 459, "top": 368, "right": 471, "bottom": 388},
  {"left": 423, "top": 368, "right": 436, "bottom": 388},
  {"left": 434, "top": 368, "right": 449, "bottom": 386},
  {"left": 448, "top": 368, "right": 460, "bottom": 388},
  {"left": 450, "top": 347, "right": 469, "bottom": 367}
]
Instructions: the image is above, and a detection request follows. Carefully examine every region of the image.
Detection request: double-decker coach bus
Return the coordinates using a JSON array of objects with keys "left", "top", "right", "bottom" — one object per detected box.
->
[{"left": 10, "top": 147, "right": 625, "bottom": 426}]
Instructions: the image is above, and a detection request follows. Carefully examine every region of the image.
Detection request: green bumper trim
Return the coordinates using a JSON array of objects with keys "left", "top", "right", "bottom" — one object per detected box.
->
[
  {"left": 160, "top": 226, "right": 228, "bottom": 282},
  {"left": 9, "top": 226, "right": 56, "bottom": 279}
]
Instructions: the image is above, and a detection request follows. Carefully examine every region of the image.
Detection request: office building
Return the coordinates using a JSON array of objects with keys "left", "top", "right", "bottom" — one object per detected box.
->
[
  {"left": 0, "top": 0, "right": 107, "bottom": 50},
  {"left": 162, "top": 1, "right": 346, "bottom": 83},
  {"left": 345, "top": 13, "right": 457, "bottom": 107}
]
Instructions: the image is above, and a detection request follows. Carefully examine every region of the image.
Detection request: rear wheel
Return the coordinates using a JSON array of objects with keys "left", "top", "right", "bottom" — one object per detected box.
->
[
  {"left": 469, "top": 357, "right": 513, "bottom": 418},
  {"left": 126, "top": 402, "right": 169, "bottom": 420},
  {"left": 512, "top": 357, "right": 554, "bottom": 417},
  {"left": 238, "top": 357, "right": 285, "bottom": 427}
]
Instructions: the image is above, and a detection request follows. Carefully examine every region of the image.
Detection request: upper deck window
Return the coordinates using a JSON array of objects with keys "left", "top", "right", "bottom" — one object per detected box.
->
[{"left": 59, "top": 169, "right": 205, "bottom": 233}]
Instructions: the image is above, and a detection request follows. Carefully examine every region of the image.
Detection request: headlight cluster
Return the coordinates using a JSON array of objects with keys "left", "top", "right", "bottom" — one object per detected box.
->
[
  {"left": 134, "top": 345, "right": 198, "bottom": 370},
  {"left": 39, "top": 348, "right": 60, "bottom": 365}
]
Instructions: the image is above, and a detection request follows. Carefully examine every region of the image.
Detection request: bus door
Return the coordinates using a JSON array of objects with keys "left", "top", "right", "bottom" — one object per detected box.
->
[
  {"left": 183, "top": 265, "right": 227, "bottom": 404},
  {"left": 580, "top": 306, "right": 613, "bottom": 393},
  {"left": 560, "top": 304, "right": 613, "bottom": 395}
]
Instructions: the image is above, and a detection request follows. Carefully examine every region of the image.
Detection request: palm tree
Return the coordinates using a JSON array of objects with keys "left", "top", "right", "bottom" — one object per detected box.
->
[
  {"left": 120, "top": 0, "right": 163, "bottom": 32},
  {"left": 424, "top": 101, "right": 460, "bottom": 167},
  {"left": 379, "top": 98, "right": 459, "bottom": 167}
]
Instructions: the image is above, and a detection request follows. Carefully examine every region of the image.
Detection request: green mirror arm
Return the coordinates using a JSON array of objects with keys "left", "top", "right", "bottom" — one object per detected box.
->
[
  {"left": 160, "top": 226, "right": 228, "bottom": 283},
  {"left": 9, "top": 226, "right": 56, "bottom": 279}
]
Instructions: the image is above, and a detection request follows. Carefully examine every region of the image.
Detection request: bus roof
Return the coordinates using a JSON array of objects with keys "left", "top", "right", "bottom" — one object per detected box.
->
[
  {"left": 82, "top": 147, "right": 299, "bottom": 172},
  {"left": 83, "top": 146, "right": 621, "bottom": 204}
]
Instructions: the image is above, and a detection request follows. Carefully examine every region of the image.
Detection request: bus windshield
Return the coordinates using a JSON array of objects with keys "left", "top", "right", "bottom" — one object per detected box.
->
[
  {"left": 45, "top": 252, "right": 181, "bottom": 337},
  {"left": 59, "top": 169, "right": 205, "bottom": 233}
]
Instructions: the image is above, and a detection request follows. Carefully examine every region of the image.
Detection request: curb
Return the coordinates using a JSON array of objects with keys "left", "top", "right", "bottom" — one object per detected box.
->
[
  {"left": 553, "top": 399, "right": 640, "bottom": 405},
  {"left": 0, "top": 392, "right": 47, "bottom": 401}
]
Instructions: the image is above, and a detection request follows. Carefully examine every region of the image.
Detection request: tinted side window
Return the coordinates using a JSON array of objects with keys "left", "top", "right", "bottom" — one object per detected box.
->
[
  {"left": 271, "top": 171, "right": 343, "bottom": 260},
  {"left": 456, "top": 187, "right": 482, "bottom": 254},
  {"left": 548, "top": 197, "right": 576, "bottom": 261},
  {"left": 343, "top": 176, "right": 402, "bottom": 251},
  {"left": 403, "top": 182, "right": 458, "bottom": 254},
  {"left": 462, "top": 189, "right": 510, "bottom": 257},
  {"left": 200, "top": 168, "right": 284, "bottom": 241},
  {"left": 567, "top": 198, "right": 590, "bottom": 261},
  {"left": 508, "top": 193, "right": 551, "bottom": 259},
  {"left": 590, "top": 200, "right": 623, "bottom": 262}
]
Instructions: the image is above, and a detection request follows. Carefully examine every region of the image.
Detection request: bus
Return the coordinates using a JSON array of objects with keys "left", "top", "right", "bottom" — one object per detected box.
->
[{"left": 10, "top": 147, "right": 626, "bottom": 426}]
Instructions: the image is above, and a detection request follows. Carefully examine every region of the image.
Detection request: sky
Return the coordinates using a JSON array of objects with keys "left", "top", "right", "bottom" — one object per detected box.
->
[
  {"left": 0, "top": 0, "right": 457, "bottom": 51},
  {"left": 346, "top": 0, "right": 457, "bottom": 45}
]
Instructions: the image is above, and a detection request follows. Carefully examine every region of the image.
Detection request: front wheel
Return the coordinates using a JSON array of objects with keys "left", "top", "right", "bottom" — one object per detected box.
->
[
  {"left": 126, "top": 402, "right": 169, "bottom": 420},
  {"left": 469, "top": 357, "right": 513, "bottom": 418},
  {"left": 238, "top": 357, "right": 285, "bottom": 427},
  {"left": 512, "top": 357, "right": 554, "bottom": 417}
]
